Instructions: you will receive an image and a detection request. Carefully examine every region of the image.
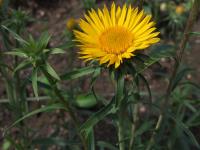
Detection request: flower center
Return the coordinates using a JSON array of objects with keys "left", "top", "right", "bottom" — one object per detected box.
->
[{"left": 99, "top": 27, "right": 133, "bottom": 54}]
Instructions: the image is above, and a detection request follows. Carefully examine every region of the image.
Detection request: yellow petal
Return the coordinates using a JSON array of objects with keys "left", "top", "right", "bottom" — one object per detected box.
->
[
  {"left": 118, "top": 4, "right": 127, "bottom": 26},
  {"left": 111, "top": 2, "right": 116, "bottom": 25}
]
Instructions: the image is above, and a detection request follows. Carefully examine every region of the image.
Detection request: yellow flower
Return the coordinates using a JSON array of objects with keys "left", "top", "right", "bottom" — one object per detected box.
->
[
  {"left": 66, "top": 18, "right": 78, "bottom": 30},
  {"left": 74, "top": 3, "right": 160, "bottom": 68},
  {"left": 0, "top": 0, "right": 3, "bottom": 7},
  {"left": 175, "top": 5, "right": 185, "bottom": 15}
]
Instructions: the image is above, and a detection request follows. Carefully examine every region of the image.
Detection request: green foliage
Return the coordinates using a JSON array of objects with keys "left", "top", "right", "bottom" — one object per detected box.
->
[
  {"left": 4, "top": 103, "right": 68, "bottom": 134},
  {"left": 79, "top": 97, "right": 117, "bottom": 137},
  {"left": 83, "top": 0, "right": 96, "bottom": 10},
  {"left": 143, "top": 0, "right": 191, "bottom": 40}
]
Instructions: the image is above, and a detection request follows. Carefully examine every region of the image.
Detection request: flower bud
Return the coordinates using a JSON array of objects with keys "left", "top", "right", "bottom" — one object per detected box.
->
[
  {"left": 176, "top": 5, "right": 185, "bottom": 15},
  {"left": 66, "top": 18, "right": 78, "bottom": 30},
  {"left": 160, "top": 2, "right": 167, "bottom": 12},
  {"left": 0, "top": 0, "right": 3, "bottom": 7}
]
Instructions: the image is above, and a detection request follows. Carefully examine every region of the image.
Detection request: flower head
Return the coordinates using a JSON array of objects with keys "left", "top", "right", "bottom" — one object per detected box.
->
[
  {"left": 66, "top": 18, "right": 78, "bottom": 30},
  {"left": 74, "top": 3, "right": 160, "bottom": 68},
  {"left": 175, "top": 5, "right": 185, "bottom": 15},
  {"left": 0, "top": 0, "right": 3, "bottom": 7}
]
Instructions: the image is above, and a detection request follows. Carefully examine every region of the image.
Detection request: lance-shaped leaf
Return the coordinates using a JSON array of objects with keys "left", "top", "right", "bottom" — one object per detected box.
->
[
  {"left": 4, "top": 51, "right": 28, "bottom": 58},
  {"left": 61, "top": 66, "right": 100, "bottom": 80},
  {"left": 167, "top": 112, "right": 200, "bottom": 149},
  {"left": 44, "top": 62, "right": 60, "bottom": 81},
  {"left": 190, "top": 32, "right": 200, "bottom": 36},
  {"left": 79, "top": 98, "right": 116, "bottom": 136},
  {"left": 50, "top": 48, "right": 66, "bottom": 55},
  {"left": 1, "top": 25, "right": 28, "bottom": 45},
  {"left": 13, "top": 60, "right": 31, "bottom": 74},
  {"left": 135, "top": 44, "right": 176, "bottom": 73},
  {"left": 171, "top": 67, "right": 194, "bottom": 91},
  {"left": 4, "top": 103, "right": 68, "bottom": 135},
  {"left": 37, "top": 32, "right": 51, "bottom": 50}
]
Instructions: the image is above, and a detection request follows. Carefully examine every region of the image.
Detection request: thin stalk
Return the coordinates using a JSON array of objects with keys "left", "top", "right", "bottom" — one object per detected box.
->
[
  {"left": 129, "top": 103, "right": 139, "bottom": 150},
  {"left": 0, "top": 96, "right": 50, "bottom": 103},
  {"left": 115, "top": 76, "right": 125, "bottom": 150},
  {"left": 118, "top": 111, "right": 125, "bottom": 150},
  {"left": 0, "top": 68, "right": 14, "bottom": 103},
  {"left": 41, "top": 67, "right": 87, "bottom": 150},
  {"left": 139, "top": 0, "right": 144, "bottom": 10},
  {"left": 146, "top": 1, "right": 200, "bottom": 150}
]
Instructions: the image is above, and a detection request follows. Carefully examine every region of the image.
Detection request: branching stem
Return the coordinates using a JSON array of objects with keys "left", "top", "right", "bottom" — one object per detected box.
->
[{"left": 146, "top": 1, "right": 200, "bottom": 150}]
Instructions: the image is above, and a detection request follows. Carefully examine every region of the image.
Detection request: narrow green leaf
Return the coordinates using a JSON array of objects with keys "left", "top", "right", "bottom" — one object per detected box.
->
[
  {"left": 168, "top": 112, "right": 200, "bottom": 149},
  {"left": 13, "top": 60, "right": 31, "bottom": 74},
  {"left": 37, "top": 80, "right": 51, "bottom": 90},
  {"left": 4, "top": 103, "right": 68, "bottom": 134},
  {"left": 186, "top": 111, "right": 200, "bottom": 126},
  {"left": 135, "top": 121, "right": 154, "bottom": 137},
  {"left": 50, "top": 48, "right": 65, "bottom": 54},
  {"left": 45, "top": 62, "right": 60, "bottom": 80},
  {"left": 1, "top": 25, "right": 28, "bottom": 45},
  {"left": 61, "top": 66, "right": 99, "bottom": 80},
  {"left": 79, "top": 98, "right": 116, "bottom": 135},
  {"left": 4, "top": 51, "right": 28, "bottom": 58},
  {"left": 171, "top": 68, "right": 194, "bottom": 91},
  {"left": 183, "top": 101, "right": 197, "bottom": 112},
  {"left": 38, "top": 32, "right": 51, "bottom": 50},
  {"left": 32, "top": 68, "right": 39, "bottom": 100},
  {"left": 135, "top": 44, "right": 175, "bottom": 73},
  {"left": 58, "top": 41, "right": 75, "bottom": 49},
  {"left": 190, "top": 32, "right": 200, "bottom": 36},
  {"left": 179, "top": 81, "right": 200, "bottom": 90}
]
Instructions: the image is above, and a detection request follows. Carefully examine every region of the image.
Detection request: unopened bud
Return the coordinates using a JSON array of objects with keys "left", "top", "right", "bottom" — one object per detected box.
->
[
  {"left": 66, "top": 18, "right": 78, "bottom": 30},
  {"left": 160, "top": 3, "right": 167, "bottom": 12},
  {"left": 176, "top": 5, "right": 185, "bottom": 15}
]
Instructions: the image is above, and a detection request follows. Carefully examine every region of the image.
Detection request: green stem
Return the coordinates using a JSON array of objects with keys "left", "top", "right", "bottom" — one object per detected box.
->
[
  {"left": 118, "top": 111, "right": 125, "bottom": 150},
  {"left": 139, "top": 0, "right": 144, "bottom": 10},
  {"left": 129, "top": 103, "right": 139, "bottom": 150},
  {"left": 146, "top": 115, "right": 163, "bottom": 150},
  {"left": 115, "top": 76, "right": 125, "bottom": 150},
  {"left": 41, "top": 67, "right": 87, "bottom": 150},
  {"left": 146, "top": 1, "right": 200, "bottom": 150},
  {"left": 0, "top": 67, "right": 14, "bottom": 102}
]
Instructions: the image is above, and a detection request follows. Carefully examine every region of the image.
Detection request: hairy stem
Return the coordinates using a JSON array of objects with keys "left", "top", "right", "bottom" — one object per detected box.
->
[{"left": 146, "top": 1, "right": 200, "bottom": 150}]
